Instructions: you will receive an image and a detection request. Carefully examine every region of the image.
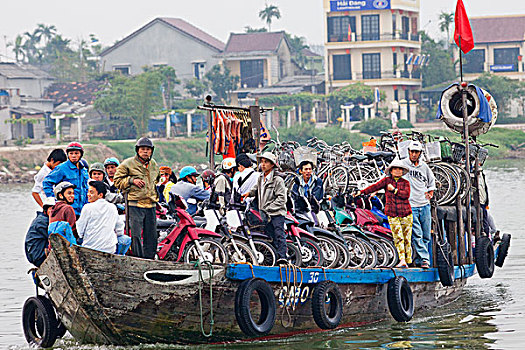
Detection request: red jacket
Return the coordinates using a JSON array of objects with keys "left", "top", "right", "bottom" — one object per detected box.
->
[
  {"left": 50, "top": 201, "right": 77, "bottom": 237},
  {"left": 362, "top": 176, "right": 411, "bottom": 218}
]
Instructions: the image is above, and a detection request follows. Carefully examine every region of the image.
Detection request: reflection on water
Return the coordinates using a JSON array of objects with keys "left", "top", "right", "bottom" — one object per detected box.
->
[{"left": 3, "top": 160, "right": 525, "bottom": 349}]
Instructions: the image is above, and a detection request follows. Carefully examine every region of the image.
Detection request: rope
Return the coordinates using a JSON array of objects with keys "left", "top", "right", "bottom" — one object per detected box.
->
[{"left": 195, "top": 260, "right": 215, "bottom": 338}]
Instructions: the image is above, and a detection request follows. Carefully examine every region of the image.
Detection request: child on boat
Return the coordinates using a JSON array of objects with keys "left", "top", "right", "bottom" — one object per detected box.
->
[{"left": 356, "top": 159, "right": 413, "bottom": 268}]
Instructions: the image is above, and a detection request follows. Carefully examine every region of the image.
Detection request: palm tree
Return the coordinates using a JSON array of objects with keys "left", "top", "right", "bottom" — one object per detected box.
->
[
  {"left": 439, "top": 12, "right": 454, "bottom": 48},
  {"left": 8, "top": 35, "right": 26, "bottom": 62},
  {"left": 259, "top": 3, "right": 281, "bottom": 32},
  {"left": 35, "top": 24, "right": 57, "bottom": 46}
]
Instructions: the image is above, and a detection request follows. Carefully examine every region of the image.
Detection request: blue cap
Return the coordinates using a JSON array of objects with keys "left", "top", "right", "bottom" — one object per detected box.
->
[{"left": 179, "top": 166, "right": 199, "bottom": 179}]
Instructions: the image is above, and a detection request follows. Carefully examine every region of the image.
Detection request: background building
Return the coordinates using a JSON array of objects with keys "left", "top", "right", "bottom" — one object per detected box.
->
[{"left": 323, "top": 0, "right": 422, "bottom": 119}]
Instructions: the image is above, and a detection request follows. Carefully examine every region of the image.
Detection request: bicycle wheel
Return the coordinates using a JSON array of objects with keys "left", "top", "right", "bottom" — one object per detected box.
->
[
  {"left": 437, "top": 162, "right": 461, "bottom": 204},
  {"left": 224, "top": 241, "right": 257, "bottom": 264},
  {"left": 317, "top": 236, "right": 340, "bottom": 269},
  {"left": 342, "top": 234, "right": 367, "bottom": 268},
  {"left": 429, "top": 163, "right": 455, "bottom": 205},
  {"left": 323, "top": 166, "right": 349, "bottom": 197}
]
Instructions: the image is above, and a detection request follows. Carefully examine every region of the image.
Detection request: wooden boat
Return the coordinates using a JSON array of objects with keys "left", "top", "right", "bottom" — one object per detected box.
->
[{"left": 34, "top": 234, "right": 477, "bottom": 346}]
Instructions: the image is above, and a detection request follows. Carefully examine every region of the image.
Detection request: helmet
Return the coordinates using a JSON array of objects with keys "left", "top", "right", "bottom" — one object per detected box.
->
[
  {"left": 179, "top": 166, "right": 199, "bottom": 180},
  {"left": 53, "top": 181, "right": 76, "bottom": 198},
  {"left": 104, "top": 157, "right": 120, "bottom": 167},
  {"left": 135, "top": 137, "right": 154, "bottom": 153},
  {"left": 408, "top": 140, "right": 423, "bottom": 152},
  {"left": 221, "top": 158, "right": 236, "bottom": 171},
  {"left": 201, "top": 169, "right": 216, "bottom": 183},
  {"left": 89, "top": 162, "right": 106, "bottom": 176},
  {"left": 66, "top": 142, "right": 84, "bottom": 156}
]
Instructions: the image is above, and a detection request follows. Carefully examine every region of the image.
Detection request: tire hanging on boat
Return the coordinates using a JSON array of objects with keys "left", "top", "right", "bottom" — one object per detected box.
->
[
  {"left": 311, "top": 280, "right": 343, "bottom": 329},
  {"left": 495, "top": 233, "right": 511, "bottom": 268},
  {"left": 387, "top": 276, "right": 414, "bottom": 322},
  {"left": 235, "top": 278, "right": 276, "bottom": 337},
  {"left": 436, "top": 242, "right": 455, "bottom": 287},
  {"left": 22, "top": 295, "right": 59, "bottom": 348},
  {"left": 475, "top": 236, "right": 495, "bottom": 278}
]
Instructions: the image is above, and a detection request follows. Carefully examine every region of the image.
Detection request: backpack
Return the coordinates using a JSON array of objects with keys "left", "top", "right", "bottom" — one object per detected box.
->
[{"left": 48, "top": 221, "right": 77, "bottom": 245}]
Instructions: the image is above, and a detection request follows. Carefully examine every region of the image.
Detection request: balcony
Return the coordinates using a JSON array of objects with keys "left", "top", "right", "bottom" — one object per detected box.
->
[
  {"left": 328, "top": 32, "right": 419, "bottom": 43},
  {"left": 334, "top": 71, "right": 422, "bottom": 81}
]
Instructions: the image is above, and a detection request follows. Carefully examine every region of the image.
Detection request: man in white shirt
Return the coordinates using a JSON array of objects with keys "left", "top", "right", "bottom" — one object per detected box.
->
[
  {"left": 390, "top": 109, "right": 398, "bottom": 129},
  {"left": 31, "top": 149, "right": 66, "bottom": 208},
  {"left": 232, "top": 154, "right": 258, "bottom": 203},
  {"left": 76, "top": 181, "right": 130, "bottom": 254}
]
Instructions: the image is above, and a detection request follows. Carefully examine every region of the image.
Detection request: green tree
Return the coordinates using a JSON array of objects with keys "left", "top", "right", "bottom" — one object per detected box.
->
[
  {"left": 204, "top": 65, "right": 239, "bottom": 103},
  {"left": 472, "top": 73, "right": 525, "bottom": 117},
  {"left": 184, "top": 78, "right": 209, "bottom": 98},
  {"left": 328, "top": 83, "right": 375, "bottom": 121},
  {"left": 35, "top": 24, "right": 57, "bottom": 46},
  {"left": 259, "top": 4, "right": 281, "bottom": 32},
  {"left": 438, "top": 12, "right": 454, "bottom": 47},
  {"left": 8, "top": 35, "right": 26, "bottom": 62},
  {"left": 285, "top": 33, "right": 309, "bottom": 69},
  {"left": 420, "top": 31, "right": 456, "bottom": 87},
  {"left": 353, "top": 118, "right": 392, "bottom": 136}
]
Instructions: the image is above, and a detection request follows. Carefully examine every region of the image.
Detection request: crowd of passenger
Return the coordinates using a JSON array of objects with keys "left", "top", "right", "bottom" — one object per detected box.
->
[{"left": 25, "top": 136, "right": 458, "bottom": 270}]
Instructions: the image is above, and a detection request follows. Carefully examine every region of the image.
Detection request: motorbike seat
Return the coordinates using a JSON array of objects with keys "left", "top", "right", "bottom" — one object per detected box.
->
[
  {"left": 350, "top": 154, "right": 368, "bottom": 162},
  {"left": 157, "top": 219, "right": 176, "bottom": 229}
]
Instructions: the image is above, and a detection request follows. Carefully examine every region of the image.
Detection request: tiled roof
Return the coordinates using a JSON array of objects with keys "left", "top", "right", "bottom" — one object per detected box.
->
[
  {"left": 101, "top": 17, "right": 224, "bottom": 56},
  {"left": 44, "top": 81, "right": 104, "bottom": 106},
  {"left": 223, "top": 32, "right": 286, "bottom": 54},
  {"left": 0, "top": 63, "right": 52, "bottom": 79},
  {"left": 470, "top": 15, "right": 525, "bottom": 44},
  {"left": 301, "top": 48, "right": 322, "bottom": 57}
]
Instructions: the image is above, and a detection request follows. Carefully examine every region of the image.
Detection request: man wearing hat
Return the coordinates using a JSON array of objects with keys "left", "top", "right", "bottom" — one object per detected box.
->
[
  {"left": 242, "top": 152, "right": 288, "bottom": 264},
  {"left": 169, "top": 166, "right": 210, "bottom": 215},
  {"left": 403, "top": 141, "right": 436, "bottom": 269},
  {"left": 357, "top": 159, "right": 413, "bottom": 268},
  {"left": 232, "top": 153, "right": 258, "bottom": 204}
]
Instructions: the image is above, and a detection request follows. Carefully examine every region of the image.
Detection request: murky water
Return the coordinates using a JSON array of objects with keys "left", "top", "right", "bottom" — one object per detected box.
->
[{"left": 2, "top": 160, "right": 525, "bottom": 349}]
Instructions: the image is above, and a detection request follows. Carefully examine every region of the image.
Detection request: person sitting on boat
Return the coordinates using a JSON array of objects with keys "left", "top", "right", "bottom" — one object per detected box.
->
[
  {"left": 113, "top": 137, "right": 160, "bottom": 259},
  {"left": 49, "top": 181, "right": 79, "bottom": 241},
  {"left": 291, "top": 160, "right": 324, "bottom": 203},
  {"left": 104, "top": 157, "right": 120, "bottom": 193},
  {"left": 43, "top": 142, "right": 89, "bottom": 218},
  {"left": 356, "top": 159, "right": 412, "bottom": 268},
  {"left": 210, "top": 158, "right": 236, "bottom": 215},
  {"left": 24, "top": 198, "right": 56, "bottom": 267},
  {"left": 242, "top": 152, "right": 288, "bottom": 265},
  {"left": 232, "top": 153, "right": 258, "bottom": 204},
  {"left": 169, "top": 166, "right": 210, "bottom": 215},
  {"left": 31, "top": 148, "right": 66, "bottom": 209},
  {"left": 88, "top": 162, "right": 123, "bottom": 205},
  {"left": 157, "top": 166, "right": 177, "bottom": 204},
  {"left": 402, "top": 141, "right": 436, "bottom": 269},
  {"left": 76, "top": 181, "right": 130, "bottom": 254}
]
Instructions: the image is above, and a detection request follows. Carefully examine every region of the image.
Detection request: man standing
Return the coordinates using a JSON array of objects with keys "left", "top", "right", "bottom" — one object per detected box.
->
[
  {"left": 403, "top": 141, "right": 436, "bottom": 268},
  {"left": 113, "top": 137, "right": 160, "bottom": 259},
  {"left": 242, "top": 152, "right": 288, "bottom": 264},
  {"left": 170, "top": 166, "right": 210, "bottom": 215},
  {"left": 43, "top": 143, "right": 89, "bottom": 217},
  {"left": 76, "top": 181, "right": 129, "bottom": 254},
  {"left": 291, "top": 160, "right": 324, "bottom": 202},
  {"left": 390, "top": 109, "right": 398, "bottom": 129},
  {"left": 104, "top": 158, "right": 120, "bottom": 193},
  {"left": 31, "top": 148, "right": 66, "bottom": 208},
  {"left": 210, "top": 158, "right": 236, "bottom": 214}
]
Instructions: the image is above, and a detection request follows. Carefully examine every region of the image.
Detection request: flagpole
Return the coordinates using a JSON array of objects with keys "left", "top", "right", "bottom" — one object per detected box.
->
[{"left": 459, "top": 35, "right": 463, "bottom": 82}]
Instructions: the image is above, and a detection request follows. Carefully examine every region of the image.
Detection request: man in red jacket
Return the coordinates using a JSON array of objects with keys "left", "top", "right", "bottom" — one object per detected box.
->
[{"left": 49, "top": 181, "right": 78, "bottom": 240}]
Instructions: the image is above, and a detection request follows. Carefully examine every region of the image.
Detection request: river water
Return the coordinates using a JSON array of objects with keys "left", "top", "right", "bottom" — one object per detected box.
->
[{"left": 2, "top": 160, "right": 525, "bottom": 349}]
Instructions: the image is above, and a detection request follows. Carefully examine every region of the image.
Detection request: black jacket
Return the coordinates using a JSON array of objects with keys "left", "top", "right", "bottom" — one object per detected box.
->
[{"left": 25, "top": 212, "right": 49, "bottom": 267}]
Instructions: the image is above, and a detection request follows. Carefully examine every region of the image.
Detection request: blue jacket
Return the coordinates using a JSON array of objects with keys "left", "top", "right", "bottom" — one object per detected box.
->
[
  {"left": 43, "top": 160, "right": 89, "bottom": 216},
  {"left": 24, "top": 212, "right": 49, "bottom": 267},
  {"left": 169, "top": 181, "right": 210, "bottom": 215}
]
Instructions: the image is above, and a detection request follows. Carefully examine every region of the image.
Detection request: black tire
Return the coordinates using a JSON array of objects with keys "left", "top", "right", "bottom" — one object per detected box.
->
[
  {"left": 368, "top": 239, "right": 389, "bottom": 267},
  {"left": 360, "top": 239, "right": 378, "bottom": 268},
  {"left": 286, "top": 242, "right": 302, "bottom": 266},
  {"left": 22, "top": 296, "right": 59, "bottom": 348},
  {"left": 253, "top": 240, "right": 277, "bottom": 267},
  {"left": 299, "top": 239, "right": 325, "bottom": 267},
  {"left": 224, "top": 241, "right": 257, "bottom": 264},
  {"left": 311, "top": 281, "right": 343, "bottom": 329},
  {"left": 183, "top": 238, "right": 229, "bottom": 264},
  {"left": 342, "top": 234, "right": 367, "bottom": 268},
  {"left": 317, "top": 236, "right": 340, "bottom": 269},
  {"left": 495, "top": 233, "right": 511, "bottom": 268},
  {"left": 379, "top": 239, "right": 399, "bottom": 268},
  {"left": 476, "top": 236, "right": 494, "bottom": 278},
  {"left": 56, "top": 320, "right": 67, "bottom": 338},
  {"left": 235, "top": 278, "right": 276, "bottom": 337},
  {"left": 387, "top": 276, "right": 414, "bottom": 322},
  {"left": 333, "top": 241, "right": 350, "bottom": 269},
  {"left": 436, "top": 242, "right": 455, "bottom": 287}
]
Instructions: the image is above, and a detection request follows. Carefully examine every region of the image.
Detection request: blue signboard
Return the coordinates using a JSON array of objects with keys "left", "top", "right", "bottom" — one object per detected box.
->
[
  {"left": 330, "top": 0, "right": 391, "bottom": 12},
  {"left": 490, "top": 64, "right": 515, "bottom": 72}
]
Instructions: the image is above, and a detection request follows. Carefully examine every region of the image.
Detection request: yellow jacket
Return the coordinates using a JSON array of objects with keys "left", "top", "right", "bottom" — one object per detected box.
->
[{"left": 114, "top": 155, "right": 160, "bottom": 208}]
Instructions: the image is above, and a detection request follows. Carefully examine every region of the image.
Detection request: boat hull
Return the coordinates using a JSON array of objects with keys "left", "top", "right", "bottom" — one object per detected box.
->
[{"left": 36, "top": 235, "right": 473, "bottom": 345}]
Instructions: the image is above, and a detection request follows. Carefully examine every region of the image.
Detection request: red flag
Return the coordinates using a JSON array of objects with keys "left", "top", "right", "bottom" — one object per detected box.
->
[
  {"left": 454, "top": 0, "right": 474, "bottom": 54},
  {"left": 347, "top": 23, "right": 352, "bottom": 42}
]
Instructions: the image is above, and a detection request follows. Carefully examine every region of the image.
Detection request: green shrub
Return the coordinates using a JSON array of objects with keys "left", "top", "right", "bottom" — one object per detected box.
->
[
  {"left": 353, "top": 119, "right": 392, "bottom": 136},
  {"left": 397, "top": 119, "right": 414, "bottom": 129},
  {"left": 277, "top": 123, "right": 368, "bottom": 149}
]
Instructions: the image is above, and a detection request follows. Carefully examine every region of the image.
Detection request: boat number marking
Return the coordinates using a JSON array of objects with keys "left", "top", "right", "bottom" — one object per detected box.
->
[
  {"left": 278, "top": 286, "right": 310, "bottom": 306},
  {"left": 307, "top": 272, "right": 319, "bottom": 284}
]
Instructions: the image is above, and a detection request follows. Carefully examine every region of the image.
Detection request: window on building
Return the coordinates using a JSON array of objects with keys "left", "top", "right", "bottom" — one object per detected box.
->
[
  {"left": 362, "top": 53, "right": 381, "bottom": 79},
  {"left": 240, "top": 59, "right": 264, "bottom": 88},
  {"left": 494, "top": 48, "right": 519, "bottom": 71},
  {"left": 362, "top": 15, "right": 380, "bottom": 41},
  {"left": 464, "top": 49, "right": 485, "bottom": 73},
  {"left": 114, "top": 66, "right": 130, "bottom": 75},
  {"left": 327, "top": 16, "right": 356, "bottom": 42},
  {"left": 193, "top": 62, "right": 206, "bottom": 80},
  {"left": 394, "top": 89, "right": 399, "bottom": 101},
  {"left": 401, "top": 53, "right": 409, "bottom": 78},
  {"left": 392, "top": 14, "right": 397, "bottom": 39},
  {"left": 401, "top": 16, "right": 409, "bottom": 40},
  {"left": 393, "top": 52, "right": 398, "bottom": 74},
  {"left": 410, "top": 17, "right": 419, "bottom": 41},
  {"left": 333, "top": 54, "right": 352, "bottom": 80}
]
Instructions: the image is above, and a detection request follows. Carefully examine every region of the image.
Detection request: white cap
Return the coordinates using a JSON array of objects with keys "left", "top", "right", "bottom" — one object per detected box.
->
[
  {"left": 408, "top": 140, "right": 423, "bottom": 152},
  {"left": 221, "top": 158, "right": 236, "bottom": 171}
]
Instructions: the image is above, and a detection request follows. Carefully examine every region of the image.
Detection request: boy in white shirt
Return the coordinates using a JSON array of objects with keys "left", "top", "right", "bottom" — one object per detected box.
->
[
  {"left": 76, "top": 181, "right": 130, "bottom": 254},
  {"left": 31, "top": 149, "right": 66, "bottom": 208}
]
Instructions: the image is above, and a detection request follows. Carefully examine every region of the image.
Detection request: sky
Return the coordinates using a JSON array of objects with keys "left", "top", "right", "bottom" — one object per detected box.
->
[{"left": 0, "top": 0, "right": 524, "bottom": 59}]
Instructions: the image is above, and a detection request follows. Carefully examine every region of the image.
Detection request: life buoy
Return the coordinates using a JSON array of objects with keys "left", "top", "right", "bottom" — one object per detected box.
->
[
  {"left": 495, "top": 233, "right": 511, "bottom": 267},
  {"left": 311, "top": 280, "right": 343, "bottom": 329},
  {"left": 476, "top": 236, "right": 495, "bottom": 278},
  {"left": 235, "top": 278, "right": 276, "bottom": 337},
  {"left": 387, "top": 276, "right": 414, "bottom": 322},
  {"left": 22, "top": 295, "right": 59, "bottom": 348},
  {"left": 436, "top": 242, "right": 455, "bottom": 287}
]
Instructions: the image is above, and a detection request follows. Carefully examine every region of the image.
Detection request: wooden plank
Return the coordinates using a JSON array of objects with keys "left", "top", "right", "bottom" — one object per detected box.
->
[
  {"left": 446, "top": 220, "right": 458, "bottom": 265},
  {"left": 456, "top": 196, "right": 466, "bottom": 265}
]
